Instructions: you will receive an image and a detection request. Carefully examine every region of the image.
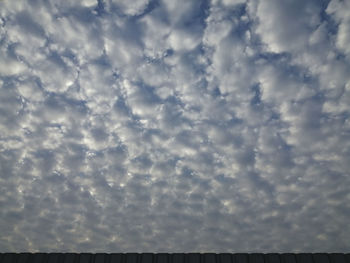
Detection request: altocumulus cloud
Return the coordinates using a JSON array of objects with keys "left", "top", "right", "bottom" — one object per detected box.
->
[{"left": 0, "top": 0, "right": 350, "bottom": 253}]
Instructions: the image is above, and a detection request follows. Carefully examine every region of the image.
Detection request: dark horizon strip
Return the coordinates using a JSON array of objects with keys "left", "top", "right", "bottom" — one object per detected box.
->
[{"left": 0, "top": 253, "right": 349, "bottom": 263}]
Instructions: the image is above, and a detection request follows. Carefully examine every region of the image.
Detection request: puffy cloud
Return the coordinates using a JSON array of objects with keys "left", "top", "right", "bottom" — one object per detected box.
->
[
  {"left": 248, "top": 0, "right": 322, "bottom": 53},
  {"left": 0, "top": 0, "right": 349, "bottom": 253},
  {"left": 326, "top": 0, "right": 350, "bottom": 56},
  {"left": 105, "top": 0, "right": 150, "bottom": 16}
]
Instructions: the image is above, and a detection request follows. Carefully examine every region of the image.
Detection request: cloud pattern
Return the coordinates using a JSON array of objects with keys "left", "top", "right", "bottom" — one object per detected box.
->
[{"left": 0, "top": 0, "right": 350, "bottom": 252}]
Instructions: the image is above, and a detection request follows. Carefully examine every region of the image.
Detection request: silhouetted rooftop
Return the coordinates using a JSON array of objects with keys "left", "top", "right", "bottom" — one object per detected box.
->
[{"left": 1, "top": 253, "right": 349, "bottom": 263}]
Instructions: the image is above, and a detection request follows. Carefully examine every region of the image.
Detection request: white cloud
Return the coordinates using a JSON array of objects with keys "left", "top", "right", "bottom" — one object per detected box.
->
[
  {"left": 168, "top": 29, "right": 201, "bottom": 52},
  {"left": 221, "top": 0, "right": 246, "bottom": 7},
  {"left": 0, "top": 56, "right": 27, "bottom": 76},
  {"left": 249, "top": 0, "right": 321, "bottom": 53},
  {"left": 105, "top": 0, "right": 150, "bottom": 16},
  {"left": 0, "top": 0, "right": 350, "bottom": 253},
  {"left": 326, "top": 0, "right": 350, "bottom": 56},
  {"left": 81, "top": 0, "right": 97, "bottom": 8}
]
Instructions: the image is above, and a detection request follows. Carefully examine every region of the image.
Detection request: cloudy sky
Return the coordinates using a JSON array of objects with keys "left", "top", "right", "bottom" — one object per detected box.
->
[{"left": 1, "top": 0, "right": 350, "bottom": 253}]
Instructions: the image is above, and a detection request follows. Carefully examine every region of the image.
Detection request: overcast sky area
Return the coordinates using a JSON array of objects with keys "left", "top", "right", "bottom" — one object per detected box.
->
[{"left": 1, "top": 0, "right": 350, "bottom": 253}]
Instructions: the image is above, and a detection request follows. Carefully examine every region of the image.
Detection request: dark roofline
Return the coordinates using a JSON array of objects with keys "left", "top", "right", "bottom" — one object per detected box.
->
[{"left": 0, "top": 253, "right": 350, "bottom": 263}]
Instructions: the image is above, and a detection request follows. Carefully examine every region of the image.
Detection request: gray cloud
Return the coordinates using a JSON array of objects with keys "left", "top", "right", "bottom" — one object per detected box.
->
[{"left": 0, "top": 0, "right": 350, "bottom": 253}]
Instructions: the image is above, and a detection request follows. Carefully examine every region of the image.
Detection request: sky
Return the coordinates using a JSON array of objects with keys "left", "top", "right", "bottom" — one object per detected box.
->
[{"left": 0, "top": 0, "right": 350, "bottom": 253}]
